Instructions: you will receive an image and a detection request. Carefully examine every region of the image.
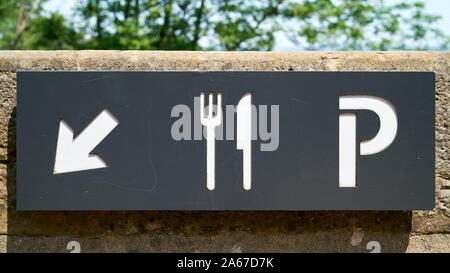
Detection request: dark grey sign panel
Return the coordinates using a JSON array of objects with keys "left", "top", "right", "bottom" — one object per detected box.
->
[{"left": 17, "top": 71, "right": 435, "bottom": 210}]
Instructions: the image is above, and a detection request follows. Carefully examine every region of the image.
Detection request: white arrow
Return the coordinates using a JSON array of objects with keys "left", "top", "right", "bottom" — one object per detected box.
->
[{"left": 53, "top": 109, "right": 119, "bottom": 174}]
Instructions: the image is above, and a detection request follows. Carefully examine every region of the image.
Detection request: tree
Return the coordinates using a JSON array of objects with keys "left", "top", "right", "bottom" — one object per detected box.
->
[
  {"left": 0, "top": 0, "right": 22, "bottom": 49},
  {"left": 282, "top": 0, "right": 448, "bottom": 50},
  {"left": 21, "top": 13, "right": 84, "bottom": 50},
  {"left": 211, "top": 0, "right": 282, "bottom": 50},
  {"left": 75, "top": 0, "right": 211, "bottom": 50},
  {"left": 72, "top": 0, "right": 448, "bottom": 51},
  {"left": 0, "top": 0, "right": 448, "bottom": 50},
  {"left": 15, "top": 0, "right": 42, "bottom": 49},
  {"left": 0, "top": 0, "right": 49, "bottom": 49}
]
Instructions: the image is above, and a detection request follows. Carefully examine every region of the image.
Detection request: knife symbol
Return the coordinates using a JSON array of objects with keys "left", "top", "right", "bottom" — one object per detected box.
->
[{"left": 237, "top": 93, "right": 252, "bottom": 190}]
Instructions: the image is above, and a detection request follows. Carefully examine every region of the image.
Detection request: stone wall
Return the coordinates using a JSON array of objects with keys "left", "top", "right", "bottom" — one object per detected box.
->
[{"left": 0, "top": 51, "right": 448, "bottom": 253}]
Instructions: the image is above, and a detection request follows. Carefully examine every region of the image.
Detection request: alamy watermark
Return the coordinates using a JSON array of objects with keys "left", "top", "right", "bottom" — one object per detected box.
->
[{"left": 170, "top": 96, "right": 280, "bottom": 152}]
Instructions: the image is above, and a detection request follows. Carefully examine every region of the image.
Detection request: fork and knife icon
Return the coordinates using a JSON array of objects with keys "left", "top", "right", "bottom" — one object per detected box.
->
[{"left": 200, "top": 92, "right": 252, "bottom": 191}]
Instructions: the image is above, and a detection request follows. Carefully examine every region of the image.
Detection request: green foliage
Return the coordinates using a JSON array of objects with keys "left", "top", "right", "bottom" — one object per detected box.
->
[
  {"left": 21, "top": 13, "right": 83, "bottom": 49},
  {"left": 284, "top": 0, "right": 448, "bottom": 50},
  {"left": 213, "top": 0, "right": 281, "bottom": 50},
  {"left": 0, "top": 0, "right": 49, "bottom": 49},
  {"left": 0, "top": 0, "right": 448, "bottom": 50},
  {"left": 0, "top": 0, "right": 22, "bottom": 49}
]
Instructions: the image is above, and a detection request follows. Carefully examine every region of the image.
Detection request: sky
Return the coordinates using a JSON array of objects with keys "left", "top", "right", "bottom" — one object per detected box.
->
[{"left": 43, "top": 0, "right": 450, "bottom": 51}]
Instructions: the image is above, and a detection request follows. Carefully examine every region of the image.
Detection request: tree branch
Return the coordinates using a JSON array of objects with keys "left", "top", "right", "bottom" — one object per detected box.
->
[
  {"left": 158, "top": 0, "right": 173, "bottom": 49},
  {"left": 191, "top": 0, "right": 206, "bottom": 49},
  {"left": 228, "top": 1, "right": 281, "bottom": 50},
  {"left": 14, "top": 0, "right": 41, "bottom": 49}
]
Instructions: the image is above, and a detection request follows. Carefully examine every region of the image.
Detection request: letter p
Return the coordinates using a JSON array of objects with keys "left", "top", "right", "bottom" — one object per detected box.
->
[{"left": 339, "top": 95, "right": 398, "bottom": 187}]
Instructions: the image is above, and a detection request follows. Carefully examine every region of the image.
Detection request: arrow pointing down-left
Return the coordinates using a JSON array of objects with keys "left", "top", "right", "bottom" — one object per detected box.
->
[{"left": 53, "top": 109, "right": 119, "bottom": 174}]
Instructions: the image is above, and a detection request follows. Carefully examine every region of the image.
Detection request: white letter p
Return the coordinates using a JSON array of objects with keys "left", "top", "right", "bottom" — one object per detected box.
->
[{"left": 339, "top": 95, "right": 398, "bottom": 187}]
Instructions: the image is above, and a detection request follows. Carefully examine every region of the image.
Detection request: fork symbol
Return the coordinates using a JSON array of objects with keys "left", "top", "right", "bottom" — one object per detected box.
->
[{"left": 200, "top": 92, "right": 222, "bottom": 190}]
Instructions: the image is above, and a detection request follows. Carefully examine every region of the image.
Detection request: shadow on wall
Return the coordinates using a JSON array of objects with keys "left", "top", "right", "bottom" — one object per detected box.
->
[{"left": 6, "top": 106, "right": 412, "bottom": 252}]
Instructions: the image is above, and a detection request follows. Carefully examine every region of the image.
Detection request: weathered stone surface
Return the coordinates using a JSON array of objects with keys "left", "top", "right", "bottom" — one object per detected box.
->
[
  {"left": 0, "top": 164, "right": 6, "bottom": 198},
  {"left": 407, "top": 234, "right": 450, "bottom": 253},
  {"left": 438, "top": 177, "right": 450, "bottom": 217},
  {"left": 0, "top": 51, "right": 448, "bottom": 252},
  {"left": 0, "top": 72, "right": 15, "bottom": 162},
  {"left": 412, "top": 176, "right": 450, "bottom": 234},
  {"left": 0, "top": 164, "right": 6, "bottom": 235},
  {"left": 5, "top": 232, "right": 410, "bottom": 253},
  {"left": 5, "top": 232, "right": 446, "bottom": 253},
  {"left": 4, "top": 210, "right": 412, "bottom": 237},
  {"left": 0, "top": 235, "right": 5, "bottom": 253}
]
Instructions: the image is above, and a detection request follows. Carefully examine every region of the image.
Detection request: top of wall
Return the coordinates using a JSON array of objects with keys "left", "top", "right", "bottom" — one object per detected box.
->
[{"left": 0, "top": 51, "right": 448, "bottom": 73}]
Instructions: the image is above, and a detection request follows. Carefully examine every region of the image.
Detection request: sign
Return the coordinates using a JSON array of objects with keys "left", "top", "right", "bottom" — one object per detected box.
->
[{"left": 17, "top": 71, "right": 435, "bottom": 210}]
